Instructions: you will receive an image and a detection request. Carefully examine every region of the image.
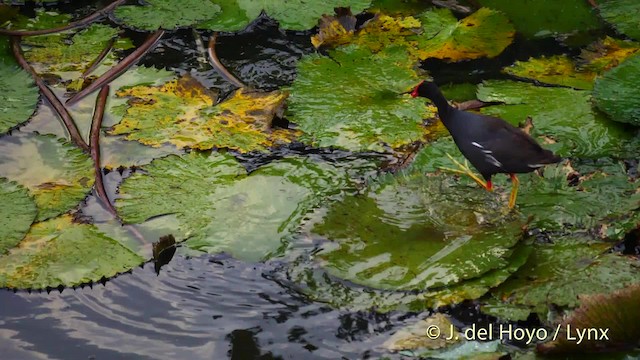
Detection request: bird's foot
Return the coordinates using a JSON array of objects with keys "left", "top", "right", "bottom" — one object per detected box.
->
[
  {"left": 439, "top": 153, "right": 492, "bottom": 191},
  {"left": 507, "top": 174, "right": 519, "bottom": 209}
]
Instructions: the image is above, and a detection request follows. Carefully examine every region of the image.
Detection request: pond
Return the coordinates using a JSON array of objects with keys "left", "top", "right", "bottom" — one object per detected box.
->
[{"left": 1, "top": 0, "right": 639, "bottom": 359}]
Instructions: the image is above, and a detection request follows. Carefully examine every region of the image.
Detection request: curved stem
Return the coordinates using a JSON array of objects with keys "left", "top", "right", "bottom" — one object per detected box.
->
[
  {"left": 66, "top": 30, "right": 164, "bottom": 106},
  {"left": 89, "top": 85, "right": 118, "bottom": 218},
  {"left": 11, "top": 36, "right": 90, "bottom": 153},
  {"left": 0, "top": 0, "right": 127, "bottom": 36},
  {"left": 208, "top": 32, "right": 245, "bottom": 88}
]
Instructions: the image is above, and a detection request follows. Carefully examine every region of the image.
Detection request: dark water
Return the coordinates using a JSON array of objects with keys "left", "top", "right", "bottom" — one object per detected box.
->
[{"left": 1, "top": 2, "right": 639, "bottom": 359}]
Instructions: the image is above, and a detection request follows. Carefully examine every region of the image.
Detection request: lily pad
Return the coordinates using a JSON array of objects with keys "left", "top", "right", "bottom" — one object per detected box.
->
[
  {"left": 0, "top": 215, "right": 144, "bottom": 289},
  {"left": 313, "top": 170, "right": 524, "bottom": 291},
  {"left": 598, "top": 0, "right": 640, "bottom": 41},
  {"left": 593, "top": 53, "right": 640, "bottom": 126},
  {"left": 287, "top": 45, "right": 433, "bottom": 152},
  {"left": 0, "top": 133, "right": 94, "bottom": 221},
  {"left": 23, "top": 24, "right": 131, "bottom": 73},
  {"left": 504, "top": 56, "right": 596, "bottom": 90},
  {"left": 0, "top": 178, "right": 37, "bottom": 254},
  {"left": 0, "top": 60, "right": 39, "bottom": 134},
  {"left": 116, "top": 152, "right": 354, "bottom": 261},
  {"left": 413, "top": 7, "right": 515, "bottom": 61},
  {"left": 114, "top": 0, "right": 222, "bottom": 31},
  {"left": 110, "top": 75, "right": 297, "bottom": 152},
  {"left": 537, "top": 284, "right": 640, "bottom": 354},
  {"left": 579, "top": 36, "right": 640, "bottom": 73},
  {"left": 477, "top": 80, "right": 638, "bottom": 158},
  {"left": 116, "top": 0, "right": 371, "bottom": 32},
  {"left": 485, "top": 236, "right": 640, "bottom": 319},
  {"left": 477, "top": 0, "right": 601, "bottom": 40}
]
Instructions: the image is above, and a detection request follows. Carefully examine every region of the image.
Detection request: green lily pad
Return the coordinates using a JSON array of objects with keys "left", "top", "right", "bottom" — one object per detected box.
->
[
  {"left": 116, "top": 152, "right": 355, "bottom": 261},
  {"left": 477, "top": 80, "right": 638, "bottom": 158},
  {"left": 593, "top": 53, "right": 640, "bottom": 126},
  {"left": 114, "top": 0, "right": 222, "bottom": 31},
  {"left": 0, "top": 178, "right": 37, "bottom": 254},
  {"left": 287, "top": 45, "right": 433, "bottom": 152},
  {"left": 2, "top": 8, "right": 70, "bottom": 35},
  {"left": 313, "top": 170, "right": 524, "bottom": 291},
  {"left": 537, "top": 284, "right": 640, "bottom": 354},
  {"left": 485, "top": 236, "right": 640, "bottom": 320},
  {"left": 0, "top": 215, "right": 144, "bottom": 289},
  {"left": 0, "top": 60, "right": 39, "bottom": 134},
  {"left": 23, "top": 23, "right": 131, "bottom": 74},
  {"left": 115, "top": 0, "right": 371, "bottom": 31},
  {"left": 109, "top": 75, "right": 297, "bottom": 152},
  {"left": 413, "top": 7, "right": 514, "bottom": 61},
  {"left": 477, "top": 0, "right": 601, "bottom": 40},
  {"left": 0, "top": 133, "right": 94, "bottom": 221},
  {"left": 598, "top": 0, "right": 640, "bottom": 41}
]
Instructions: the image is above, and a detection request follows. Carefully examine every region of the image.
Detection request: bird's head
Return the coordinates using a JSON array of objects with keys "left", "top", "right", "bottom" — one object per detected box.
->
[{"left": 410, "top": 80, "right": 439, "bottom": 98}]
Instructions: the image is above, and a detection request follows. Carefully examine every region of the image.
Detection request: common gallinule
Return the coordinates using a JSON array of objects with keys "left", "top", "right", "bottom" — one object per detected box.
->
[{"left": 411, "top": 81, "right": 561, "bottom": 208}]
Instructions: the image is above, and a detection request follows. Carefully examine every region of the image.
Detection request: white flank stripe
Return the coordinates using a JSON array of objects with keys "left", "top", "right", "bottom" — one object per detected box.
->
[
  {"left": 471, "top": 141, "right": 484, "bottom": 148},
  {"left": 486, "top": 154, "right": 503, "bottom": 168}
]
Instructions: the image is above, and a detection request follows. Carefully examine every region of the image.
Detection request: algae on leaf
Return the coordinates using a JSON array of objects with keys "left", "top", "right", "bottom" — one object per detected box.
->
[
  {"left": 593, "top": 53, "right": 640, "bottom": 126},
  {"left": 0, "top": 178, "right": 37, "bottom": 254},
  {"left": 0, "top": 133, "right": 94, "bottom": 221},
  {"left": 287, "top": 45, "right": 433, "bottom": 152},
  {"left": 0, "top": 215, "right": 143, "bottom": 289},
  {"left": 0, "top": 61, "right": 39, "bottom": 134},
  {"left": 110, "top": 75, "right": 297, "bottom": 152}
]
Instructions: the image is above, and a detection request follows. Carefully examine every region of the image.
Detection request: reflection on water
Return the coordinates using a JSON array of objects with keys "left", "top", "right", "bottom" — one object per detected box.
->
[{"left": 0, "top": 254, "right": 416, "bottom": 359}]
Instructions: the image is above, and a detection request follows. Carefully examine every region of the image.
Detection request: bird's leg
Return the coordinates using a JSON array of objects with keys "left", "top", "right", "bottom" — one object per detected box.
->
[
  {"left": 508, "top": 173, "right": 519, "bottom": 209},
  {"left": 439, "top": 153, "right": 492, "bottom": 191}
]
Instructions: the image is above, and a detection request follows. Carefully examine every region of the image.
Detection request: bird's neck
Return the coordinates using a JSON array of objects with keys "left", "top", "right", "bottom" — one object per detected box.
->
[{"left": 424, "top": 87, "right": 453, "bottom": 123}]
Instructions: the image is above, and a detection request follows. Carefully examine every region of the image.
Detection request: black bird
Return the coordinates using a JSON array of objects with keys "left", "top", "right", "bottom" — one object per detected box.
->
[{"left": 411, "top": 81, "right": 561, "bottom": 208}]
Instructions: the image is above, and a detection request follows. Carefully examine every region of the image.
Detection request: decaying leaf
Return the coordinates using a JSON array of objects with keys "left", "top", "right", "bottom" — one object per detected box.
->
[
  {"left": 0, "top": 215, "right": 144, "bottom": 289},
  {"left": 110, "top": 75, "right": 297, "bottom": 152},
  {"left": 579, "top": 37, "right": 640, "bottom": 73},
  {"left": 504, "top": 55, "right": 596, "bottom": 90}
]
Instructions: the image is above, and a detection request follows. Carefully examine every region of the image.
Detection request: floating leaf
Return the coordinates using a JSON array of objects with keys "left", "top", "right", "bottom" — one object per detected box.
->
[
  {"left": 22, "top": 24, "right": 129, "bottom": 73},
  {"left": 2, "top": 8, "right": 70, "bottom": 33},
  {"left": 110, "top": 75, "right": 296, "bottom": 152},
  {"left": 477, "top": 80, "right": 638, "bottom": 157},
  {"left": 0, "top": 215, "right": 143, "bottom": 289},
  {"left": 486, "top": 236, "right": 640, "bottom": 319},
  {"left": 0, "top": 178, "right": 37, "bottom": 254},
  {"left": 477, "top": 0, "right": 601, "bottom": 39},
  {"left": 579, "top": 37, "right": 640, "bottom": 73},
  {"left": 537, "top": 285, "right": 640, "bottom": 354},
  {"left": 287, "top": 45, "right": 433, "bottom": 152},
  {"left": 413, "top": 8, "right": 514, "bottom": 61},
  {"left": 0, "top": 61, "right": 39, "bottom": 134},
  {"left": 313, "top": 170, "right": 524, "bottom": 291},
  {"left": 598, "top": 0, "right": 640, "bottom": 41},
  {"left": 504, "top": 56, "right": 596, "bottom": 90},
  {"left": 0, "top": 133, "right": 94, "bottom": 221},
  {"left": 383, "top": 314, "right": 460, "bottom": 352},
  {"left": 593, "top": 53, "right": 640, "bottom": 126},
  {"left": 114, "top": 0, "right": 222, "bottom": 31},
  {"left": 117, "top": 153, "right": 354, "bottom": 261},
  {"left": 116, "top": 0, "right": 371, "bottom": 32}
]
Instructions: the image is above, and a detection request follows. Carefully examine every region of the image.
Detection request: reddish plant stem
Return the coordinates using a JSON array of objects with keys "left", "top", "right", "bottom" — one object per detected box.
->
[
  {"left": 89, "top": 85, "right": 118, "bottom": 217},
  {"left": 208, "top": 32, "right": 245, "bottom": 88},
  {"left": 82, "top": 38, "right": 115, "bottom": 78},
  {"left": 0, "top": 0, "right": 127, "bottom": 36},
  {"left": 10, "top": 36, "right": 90, "bottom": 153},
  {"left": 66, "top": 29, "right": 165, "bottom": 106},
  {"left": 455, "top": 99, "right": 488, "bottom": 111}
]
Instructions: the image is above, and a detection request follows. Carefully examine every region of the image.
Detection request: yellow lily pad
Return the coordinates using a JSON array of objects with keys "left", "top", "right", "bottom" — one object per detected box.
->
[{"left": 110, "top": 75, "right": 298, "bottom": 152}]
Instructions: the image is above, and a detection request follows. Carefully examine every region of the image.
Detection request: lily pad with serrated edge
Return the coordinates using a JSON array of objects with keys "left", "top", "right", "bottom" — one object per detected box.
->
[
  {"left": 116, "top": 152, "right": 355, "bottom": 261},
  {"left": 0, "top": 61, "right": 39, "bottom": 134},
  {"left": 0, "top": 133, "right": 94, "bottom": 221},
  {"left": 593, "top": 53, "right": 640, "bottom": 126},
  {"left": 598, "top": 0, "right": 640, "bottom": 41},
  {"left": 110, "top": 75, "right": 297, "bottom": 152},
  {"left": 114, "top": 0, "right": 222, "bottom": 31},
  {"left": 287, "top": 44, "right": 433, "bottom": 152},
  {"left": 477, "top": 0, "right": 601, "bottom": 40},
  {"left": 0, "top": 178, "right": 37, "bottom": 254},
  {"left": 0, "top": 215, "right": 144, "bottom": 289},
  {"left": 477, "top": 80, "right": 639, "bottom": 158},
  {"left": 483, "top": 236, "right": 640, "bottom": 320},
  {"left": 503, "top": 55, "right": 596, "bottom": 90}
]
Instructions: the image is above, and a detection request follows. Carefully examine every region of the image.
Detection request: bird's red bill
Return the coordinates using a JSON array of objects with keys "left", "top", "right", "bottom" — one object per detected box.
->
[{"left": 410, "top": 80, "right": 424, "bottom": 98}]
